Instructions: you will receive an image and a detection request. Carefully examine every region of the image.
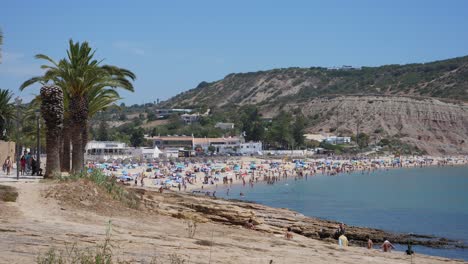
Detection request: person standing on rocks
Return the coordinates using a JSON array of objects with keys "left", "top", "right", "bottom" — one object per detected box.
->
[
  {"left": 285, "top": 227, "right": 293, "bottom": 240},
  {"left": 367, "top": 237, "right": 374, "bottom": 249}
]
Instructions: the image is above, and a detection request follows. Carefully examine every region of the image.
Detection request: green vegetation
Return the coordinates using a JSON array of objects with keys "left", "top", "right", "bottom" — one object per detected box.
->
[
  {"left": 164, "top": 55, "right": 468, "bottom": 109},
  {"left": 379, "top": 137, "right": 426, "bottom": 155},
  {"left": 20, "top": 39, "right": 136, "bottom": 175},
  {"left": 0, "top": 89, "right": 14, "bottom": 140}
]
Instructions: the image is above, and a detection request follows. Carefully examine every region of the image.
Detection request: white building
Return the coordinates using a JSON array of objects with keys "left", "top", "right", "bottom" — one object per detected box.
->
[
  {"left": 129, "top": 146, "right": 163, "bottom": 160},
  {"left": 324, "top": 136, "right": 351, "bottom": 145},
  {"left": 85, "top": 141, "right": 132, "bottom": 161},
  {"left": 85, "top": 141, "right": 163, "bottom": 161},
  {"left": 237, "top": 142, "right": 262, "bottom": 155},
  {"left": 215, "top": 122, "right": 235, "bottom": 130}
]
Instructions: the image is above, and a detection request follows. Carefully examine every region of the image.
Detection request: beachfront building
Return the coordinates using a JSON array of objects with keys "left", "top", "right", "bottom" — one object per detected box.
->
[
  {"left": 146, "top": 135, "right": 262, "bottom": 155},
  {"left": 85, "top": 141, "right": 132, "bottom": 161},
  {"left": 237, "top": 142, "right": 263, "bottom": 155},
  {"left": 85, "top": 141, "right": 163, "bottom": 161},
  {"left": 129, "top": 146, "right": 163, "bottom": 160},
  {"left": 194, "top": 137, "right": 241, "bottom": 153},
  {"left": 214, "top": 122, "right": 235, "bottom": 130},
  {"left": 150, "top": 136, "right": 194, "bottom": 150}
]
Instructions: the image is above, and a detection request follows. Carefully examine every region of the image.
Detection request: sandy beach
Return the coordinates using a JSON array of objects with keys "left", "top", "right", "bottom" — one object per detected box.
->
[
  {"left": 1, "top": 179, "right": 467, "bottom": 264},
  {"left": 99, "top": 155, "right": 468, "bottom": 195}
]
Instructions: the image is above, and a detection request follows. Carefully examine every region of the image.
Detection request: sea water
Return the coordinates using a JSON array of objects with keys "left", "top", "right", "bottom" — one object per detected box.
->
[{"left": 217, "top": 166, "right": 468, "bottom": 260}]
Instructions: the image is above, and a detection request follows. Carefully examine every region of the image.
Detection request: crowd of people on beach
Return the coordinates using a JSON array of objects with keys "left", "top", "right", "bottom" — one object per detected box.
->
[
  {"left": 87, "top": 155, "right": 468, "bottom": 197},
  {"left": 84, "top": 155, "right": 465, "bottom": 255}
]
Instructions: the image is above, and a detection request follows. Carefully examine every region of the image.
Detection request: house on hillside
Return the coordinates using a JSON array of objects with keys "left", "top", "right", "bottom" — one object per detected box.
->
[
  {"left": 215, "top": 122, "right": 235, "bottom": 130},
  {"left": 304, "top": 133, "right": 351, "bottom": 145},
  {"left": 181, "top": 113, "right": 200, "bottom": 124},
  {"left": 324, "top": 136, "right": 351, "bottom": 145}
]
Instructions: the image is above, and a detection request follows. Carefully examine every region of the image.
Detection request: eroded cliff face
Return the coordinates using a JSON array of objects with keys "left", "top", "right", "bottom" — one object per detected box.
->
[
  {"left": 272, "top": 96, "right": 467, "bottom": 155},
  {"left": 164, "top": 56, "right": 468, "bottom": 155}
]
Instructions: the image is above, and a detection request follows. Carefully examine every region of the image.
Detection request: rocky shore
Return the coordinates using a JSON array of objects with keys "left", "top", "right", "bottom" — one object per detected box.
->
[{"left": 135, "top": 188, "right": 466, "bottom": 250}]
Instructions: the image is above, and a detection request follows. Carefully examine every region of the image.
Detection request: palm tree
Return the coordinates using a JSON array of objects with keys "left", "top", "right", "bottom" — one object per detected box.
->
[
  {"left": 20, "top": 39, "right": 135, "bottom": 172},
  {"left": 0, "top": 89, "right": 14, "bottom": 140},
  {"left": 40, "top": 85, "right": 64, "bottom": 177}
]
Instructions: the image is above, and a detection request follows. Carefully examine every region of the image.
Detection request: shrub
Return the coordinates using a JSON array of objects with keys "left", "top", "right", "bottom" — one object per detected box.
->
[
  {"left": 60, "top": 170, "right": 140, "bottom": 209},
  {"left": 0, "top": 185, "right": 18, "bottom": 202}
]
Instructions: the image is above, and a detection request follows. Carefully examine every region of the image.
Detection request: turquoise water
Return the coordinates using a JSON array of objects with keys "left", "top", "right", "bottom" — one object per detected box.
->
[{"left": 217, "top": 166, "right": 468, "bottom": 260}]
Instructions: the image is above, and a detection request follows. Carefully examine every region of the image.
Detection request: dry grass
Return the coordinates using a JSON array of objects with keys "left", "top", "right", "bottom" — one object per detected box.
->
[{"left": 0, "top": 185, "right": 18, "bottom": 202}]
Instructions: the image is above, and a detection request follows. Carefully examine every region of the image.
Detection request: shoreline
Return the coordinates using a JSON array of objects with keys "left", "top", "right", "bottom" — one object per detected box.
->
[
  {"left": 2, "top": 180, "right": 467, "bottom": 264},
  {"left": 185, "top": 157, "right": 468, "bottom": 195},
  {"left": 95, "top": 155, "right": 468, "bottom": 259}
]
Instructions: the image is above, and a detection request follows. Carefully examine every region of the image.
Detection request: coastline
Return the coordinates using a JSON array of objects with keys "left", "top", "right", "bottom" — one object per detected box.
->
[
  {"left": 2, "top": 164, "right": 467, "bottom": 263},
  {"left": 103, "top": 155, "right": 468, "bottom": 259}
]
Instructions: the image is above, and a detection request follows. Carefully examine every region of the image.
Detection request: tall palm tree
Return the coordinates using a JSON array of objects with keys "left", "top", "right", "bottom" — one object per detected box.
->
[
  {"left": 20, "top": 39, "right": 135, "bottom": 173},
  {"left": 0, "top": 89, "right": 14, "bottom": 140},
  {"left": 40, "top": 85, "right": 64, "bottom": 177}
]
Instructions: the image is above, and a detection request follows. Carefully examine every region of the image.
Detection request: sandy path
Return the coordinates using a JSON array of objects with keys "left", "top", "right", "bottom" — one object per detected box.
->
[{"left": 0, "top": 182, "right": 466, "bottom": 264}]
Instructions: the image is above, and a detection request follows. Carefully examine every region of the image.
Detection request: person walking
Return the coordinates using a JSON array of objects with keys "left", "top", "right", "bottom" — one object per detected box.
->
[
  {"left": 3, "top": 156, "right": 12, "bottom": 175},
  {"left": 20, "top": 155, "right": 26, "bottom": 175}
]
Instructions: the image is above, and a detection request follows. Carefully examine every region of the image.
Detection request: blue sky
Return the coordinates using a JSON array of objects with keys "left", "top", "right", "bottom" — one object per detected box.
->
[{"left": 1, "top": 0, "right": 468, "bottom": 104}]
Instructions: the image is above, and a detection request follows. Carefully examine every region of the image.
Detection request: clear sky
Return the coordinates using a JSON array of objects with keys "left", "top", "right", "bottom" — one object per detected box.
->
[{"left": 1, "top": 0, "right": 468, "bottom": 104}]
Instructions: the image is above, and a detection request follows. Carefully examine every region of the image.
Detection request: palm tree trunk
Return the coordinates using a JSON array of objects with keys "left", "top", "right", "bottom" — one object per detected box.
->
[
  {"left": 40, "top": 85, "right": 64, "bottom": 178},
  {"left": 70, "top": 96, "right": 87, "bottom": 173},
  {"left": 45, "top": 129, "right": 61, "bottom": 178},
  {"left": 61, "top": 120, "right": 71, "bottom": 172},
  {"left": 81, "top": 123, "right": 89, "bottom": 163},
  {"left": 71, "top": 123, "right": 83, "bottom": 173}
]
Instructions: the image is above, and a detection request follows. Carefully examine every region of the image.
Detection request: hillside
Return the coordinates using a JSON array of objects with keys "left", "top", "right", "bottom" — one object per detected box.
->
[
  {"left": 162, "top": 56, "right": 468, "bottom": 155},
  {"left": 164, "top": 56, "right": 468, "bottom": 107}
]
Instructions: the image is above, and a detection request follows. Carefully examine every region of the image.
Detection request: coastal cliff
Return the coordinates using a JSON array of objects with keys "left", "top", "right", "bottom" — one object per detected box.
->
[{"left": 162, "top": 56, "right": 468, "bottom": 155}]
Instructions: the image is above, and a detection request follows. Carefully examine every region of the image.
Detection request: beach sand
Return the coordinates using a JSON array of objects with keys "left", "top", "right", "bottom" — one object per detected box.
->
[{"left": 0, "top": 180, "right": 466, "bottom": 264}]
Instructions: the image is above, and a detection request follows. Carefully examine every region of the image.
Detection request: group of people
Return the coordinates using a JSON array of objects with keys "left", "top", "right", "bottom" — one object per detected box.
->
[
  {"left": 336, "top": 223, "right": 397, "bottom": 252},
  {"left": 2, "top": 151, "right": 42, "bottom": 176},
  {"left": 19, "top": 152, "right": 42, "bottom": 176}
]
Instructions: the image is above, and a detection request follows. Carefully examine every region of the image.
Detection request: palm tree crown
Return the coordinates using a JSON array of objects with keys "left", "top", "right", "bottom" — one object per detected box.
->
[{"left": 0, "top": 89, "right": 14, "bottom": 140}]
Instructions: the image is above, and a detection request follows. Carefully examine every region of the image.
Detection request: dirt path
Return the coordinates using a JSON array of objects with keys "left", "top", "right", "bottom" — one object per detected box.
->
[{"left": 0, "top": 182, "right": 466, "bottom": 264}]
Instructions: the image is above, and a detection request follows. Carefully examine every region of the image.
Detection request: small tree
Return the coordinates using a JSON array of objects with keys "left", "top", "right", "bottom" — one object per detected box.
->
[
  {"left": 208, "top": 145, "right": 216, "bottom": 154},
  {"left": 96, "top": 120, "right": 109, "bottom": 141},
  {"left": 129, "top": 128, "right": 144, "bottom": 147},
  {"left": 357, "top": 133, "right": 370, "bottom": 149}
]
